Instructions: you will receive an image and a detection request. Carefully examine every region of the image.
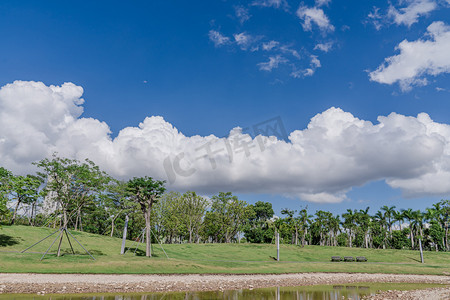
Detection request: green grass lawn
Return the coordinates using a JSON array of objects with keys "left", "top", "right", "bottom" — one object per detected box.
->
[{"left": 0, "top": 225, "right": 449, "bottom": 275}]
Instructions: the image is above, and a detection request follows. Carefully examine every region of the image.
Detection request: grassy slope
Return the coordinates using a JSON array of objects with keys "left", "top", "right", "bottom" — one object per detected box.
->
[{"left": 0, "top": 225, "right": 449, "bottom": 275}]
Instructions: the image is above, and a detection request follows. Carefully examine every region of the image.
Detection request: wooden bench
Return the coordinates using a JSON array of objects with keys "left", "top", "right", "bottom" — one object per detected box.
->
[
  {"left": 343, "top": 256, "right": 354, "bottom": 262},
  {"left": 331, "top": 256, "right": 342, "bottom": 262},
  {"left": 356, "top": 256, "right": 367, "bottom": 262}
]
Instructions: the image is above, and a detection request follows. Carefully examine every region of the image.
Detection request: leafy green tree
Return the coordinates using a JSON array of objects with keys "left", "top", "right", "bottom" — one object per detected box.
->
[
  {"left": 102, "top": 180, "right": 136, "bottom": 237},
  {"left": 373, "top": 210, "right": 387, "bottom": 249},
  {"left": 69, "top": 159, "right": 111, "bottom": 231},
  {"left": 180, "top": 191, "right": 208, "bottom": 243},
  {"left": 35, "top": 156, "right": 79, "bottom": 229},
  {"left": 35, "top": 155, "right": 109, "bottom": 230},
  {"left": 243, "top": 201, "right": 275, "bottom": 243},
  {"left": 127, "top": 176, "right": 165, "bottom": 257},
  {"left": 426, "top": 222, "right": 444, "bottom": 251},
  {"left": 206, "top": 192, "right": 249, "bottom": 243},
  {"left": 391, "top": 228, "right": 409, "bottom": 249},
  {"left": 0, "top": 167, "right": 12, "bottom": 223},
  {"left": 436, "top": 200, "right": 449, "bottom": 251},
  {"left": 154, "top": 191, "right": 183, "bottom": 243},
  {"left": 281, "top": 208, "right": 297, "bottom": 244},
  {"left": 10, "top": 174, "right": 42, "bottom": 225}
]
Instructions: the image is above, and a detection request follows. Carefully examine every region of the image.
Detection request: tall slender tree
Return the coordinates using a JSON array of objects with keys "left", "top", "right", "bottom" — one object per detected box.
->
[
  {"left": 381, "top": 205, "right": 396, "bottom": 238},
  {"left": 127, "top": 176, "right": 165, "bottom": 257},
  {"left": 402, "top": 208, "right": 415, "bottom": 249},
  {"left": 342, "top": 209, "right": 356, "bottom": 247}
]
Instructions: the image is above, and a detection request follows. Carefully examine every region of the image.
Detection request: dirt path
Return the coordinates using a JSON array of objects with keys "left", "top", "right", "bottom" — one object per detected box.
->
[{"left": 0, "top": 273, "right": 448, "bottom": 295}]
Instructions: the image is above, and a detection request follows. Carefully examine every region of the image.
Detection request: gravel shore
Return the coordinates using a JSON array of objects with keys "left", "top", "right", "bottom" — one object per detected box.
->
[
  {"left": 0, "top": 273, "right": 448, "bottom": 295},
  {"left": 363, "top": 287, "right": 450, "bottom": 300}
]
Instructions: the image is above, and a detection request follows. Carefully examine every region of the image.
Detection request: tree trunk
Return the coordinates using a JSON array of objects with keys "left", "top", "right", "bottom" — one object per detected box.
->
[
  {"left": 29, "top": 203, "right": 35, "bottom": 226},
  {"left": 57, "top": 229, "right": 64, "bottom": 257},
  {"left": 75, "top": 213, "right": 79, "bottom": 231},
  {"left": 445, "top": 227, "right": 448, "bottom": 251},
  {"left": 62, "top": 209, "right": 68, "bottom": 228},
  {"left": 145, "top": 210, "right": 152, "bottom": 257},
  {"left": 110, "top": 218, "right": 115, "bottom": 237},
  {"left": 11, "top": 199, "right": 21, "bottom": 225},
  {"left": 410, "top": 227, "right": 415, "bottom": 249}
]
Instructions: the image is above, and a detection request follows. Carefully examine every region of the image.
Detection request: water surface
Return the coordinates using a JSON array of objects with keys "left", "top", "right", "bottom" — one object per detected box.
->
[{"left": 0, "top": 283, "right": 445, "bottom": 300}]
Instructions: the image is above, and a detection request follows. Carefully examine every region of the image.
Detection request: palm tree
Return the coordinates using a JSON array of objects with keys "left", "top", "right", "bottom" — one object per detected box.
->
[
  {"left": 298, "top": 208, "right": 311, "bottom": 247},
  {"left": 374, "top": 210, "right": 387, "bottom": 249},
  {"left": 342, "top": 209, "right": 356, "bottom": 248},
  {"left": 357, "top": 207, "right": 371, "bottom": 248},
  {"left": 393, "top": 210, "right": 404, "bottom": 231},
  {"left": 381, "top": 205, "right": 396, "bottom": 237},
  {"left": 402, "top": 208, "right": 415, "bottom": 249},
  {"left": 411, "top": 210, "right": 424, "bottom": 252}
]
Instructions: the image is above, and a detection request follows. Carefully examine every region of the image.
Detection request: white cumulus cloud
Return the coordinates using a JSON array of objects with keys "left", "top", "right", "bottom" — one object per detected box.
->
[
  {"left": 2, "top": 81, "right": 450, "bottom": 203},
  {"left": 369, "top": 21, "right": 450, "bottom": 91},
  {"left": 296, "top": 5, "right": 335, "bottom": 33},
  {"left": 388, "top": 0, "right": 437, "bottom": 27}
]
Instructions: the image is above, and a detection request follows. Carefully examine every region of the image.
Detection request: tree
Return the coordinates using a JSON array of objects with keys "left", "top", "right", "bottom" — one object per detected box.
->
[
  {"left": 206, "top": 192, "right": 249, "bottom": 243},
  {"left": 342, "top": 209, "right": 356, "bottom": 247},
  {"left": 402, "top": 208, "right": 415, "bottom": 249},
  {"left": 127, "top": 176, "right": 165, "bottom": 257},
  {"left": 154, "top": 191, "right": 183, "bottom": 243},
  {"left": 69, "top": 159, "right": 111, "bottom": 231},
  {"left": 0, "top": 167, "right": 12, "bottom": 223},
  {"left": 373, "top": 210, "right": 387, "bottom": 249},
  {"left": 35, "top": 156, "right": 76, "bottom": 230},
  {"left": 35, "top": 155, "right": 110, "bottom": 256},
  {"left": 243, "top": 201, "right": 275, "bottom": 244},
  {"left": 180, "top": 191, "right": 208, "bottom": 243},
  {"left": 393, "top": 210, "right": 404, "bottom": 231},
  {"left": 281, "top": 208, "right": 297, "bottom": 244},
  {"left": 103, "top": 180, "right": 136, "bottom": 237},
  {"left": 356, "top": 207, "right": 371, "bottom": 248},
  {"left": 10, "top": 174, "right": 42, "bottom": 225},
  {"left": 298, "top": 208, "right": 311, "bottom": 247},
  {"left": 381, "top": 205, "right": 396, "bottom": 238}
]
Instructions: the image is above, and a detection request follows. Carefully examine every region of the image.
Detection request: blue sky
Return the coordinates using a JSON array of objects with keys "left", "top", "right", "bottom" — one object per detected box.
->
[{"left": 0, "top": 0, "right": 450, "bottom": 216}]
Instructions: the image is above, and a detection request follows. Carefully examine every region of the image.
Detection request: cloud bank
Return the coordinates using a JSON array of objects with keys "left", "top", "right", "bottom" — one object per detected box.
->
[
  {"left": 370, "top": 21, "right": 450, "bottom": 91},
  {"left": 2, "top": 81, "right": 450, "bottom": 202}
]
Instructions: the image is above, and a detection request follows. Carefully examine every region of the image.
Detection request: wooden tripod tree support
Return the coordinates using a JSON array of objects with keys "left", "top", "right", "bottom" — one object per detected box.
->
[{"left": 21, "top": 227, "right": 96, "bottom": 261}]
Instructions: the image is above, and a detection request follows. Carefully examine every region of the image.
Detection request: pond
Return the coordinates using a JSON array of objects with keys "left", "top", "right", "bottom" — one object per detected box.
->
[{"left": 0, "top": 283, "right": 444, "bottom": 300}]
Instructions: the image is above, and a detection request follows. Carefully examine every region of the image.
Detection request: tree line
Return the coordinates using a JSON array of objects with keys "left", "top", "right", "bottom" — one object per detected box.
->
[{"left": 0, "top": 155, "right": 449, "bottom": 257}]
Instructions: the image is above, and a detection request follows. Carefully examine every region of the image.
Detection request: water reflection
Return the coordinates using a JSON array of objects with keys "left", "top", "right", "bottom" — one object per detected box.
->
[{"left": 0, "top": 285, "right": 378, "bottom": 300}]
